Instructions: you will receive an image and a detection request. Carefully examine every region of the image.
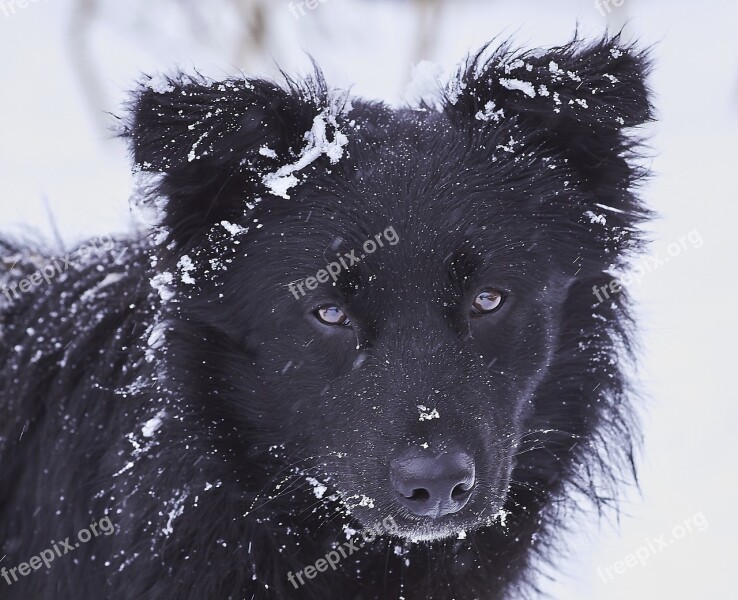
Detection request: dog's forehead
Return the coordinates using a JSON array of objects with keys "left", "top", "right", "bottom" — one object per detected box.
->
[
  {"left": 249, "top": 109, "right": 551, "bottom": 297},
  {"left": 271, "top": 201, "right": 533, "bottom": 297},
  {"left": 263, "top": 159, "right": 540, "bottom": 270}
]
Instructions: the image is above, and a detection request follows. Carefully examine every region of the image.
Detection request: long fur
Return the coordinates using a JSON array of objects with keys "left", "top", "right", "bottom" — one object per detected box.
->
[{"left": 0, "top": 35, "right": 652, "bottom": 599}]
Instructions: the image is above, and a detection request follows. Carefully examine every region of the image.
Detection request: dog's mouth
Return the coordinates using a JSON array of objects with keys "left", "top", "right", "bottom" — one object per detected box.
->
[
  {"left": 341, "top": 473, "right": 512, "bottom": 543},
  {"left": 294, "top": 447, "right": 516, "bottom": 543},
  {"left": 398, "top": 504, "right": 511, "bottom": 542},
  {"left": 344, "top": 495, "right": 510, "bottom": 543}
]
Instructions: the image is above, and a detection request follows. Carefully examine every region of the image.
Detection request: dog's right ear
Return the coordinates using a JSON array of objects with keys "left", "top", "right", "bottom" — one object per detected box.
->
[
  {"left": 123, "top": 73, "right": 348, "bottom": 246},
  {"left": 442, "top": 36, "right": 653, "bottom": 195}
]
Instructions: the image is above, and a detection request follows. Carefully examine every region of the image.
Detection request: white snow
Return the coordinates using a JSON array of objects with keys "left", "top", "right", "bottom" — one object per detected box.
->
[
  {"left": 142, "top": 410, "right": 166, "bottom": 438},
  {"left": 306, "top": 476, "right": 328, "bottom": 499},
  {"left": 499, "top": 78, "right": 536, "bottom": 98},
  {"left": 79, "top": 272, "right": 124, "bottom": 302},
  {"left": 585, "top": 210, "right": 607, "bottom": 226},
  {"left": 147, "top": 74, "right": 175, "bottom": 94},
  {"left": 445, "top": 76, "right": 467, "bottom": 105},
  {"left": 3, "top": 3, "right": 736, "bottom": 599},
  {"left": 417, "top": 404, "right": 440, "bottom": 421},
  {"left": 220, "top": 220, "right": 247, "bottom": 236},
  {"left": 475, "top": 100, "right": 505, "bottom": 123},
  {"left": 357, "top": 495, "right": 375, "bottom": 508},
  {"left": 150, "top": 271, "right": 175, "bottom": 302},
  {"left": 343, "top": 525, "right": 357, "bottom": 539},
  {"left": 146, "top": 321, "right": 168, "bottom": 352},
  {"left": 187, "top": 130, "right": 210, "bottom": 162},
  {"left": 162, "top": 490, "right": 189, "bottom": 537},
  {"left": 503, "top": 58, "right": 526, "bottom": 73},
  {"left": 176, "top": 254, "right": 196, "bottom": 285},
  {"left": 549, "top": 61, "right": 564, "bottom": 75},
  {"left": 262, "top": 105, "right": 350, "bottom": 199},
  {"left": 258, "top": 145, "right": 278, "bottom": 159}
]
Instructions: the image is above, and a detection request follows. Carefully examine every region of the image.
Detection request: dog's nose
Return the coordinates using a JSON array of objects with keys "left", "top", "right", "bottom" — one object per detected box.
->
[{"left": 390, "top": 451, "right": 476, "bottom": 518}]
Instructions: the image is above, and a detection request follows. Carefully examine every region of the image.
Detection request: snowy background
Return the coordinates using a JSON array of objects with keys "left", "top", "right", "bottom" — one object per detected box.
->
[{"left": 1, "top": 0, "right": 735, "bottom": 597}]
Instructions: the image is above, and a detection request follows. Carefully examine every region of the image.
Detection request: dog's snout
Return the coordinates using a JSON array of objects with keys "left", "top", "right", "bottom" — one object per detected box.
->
[{"left": 390, "top": 451, "right": 475, "bottom": 518}]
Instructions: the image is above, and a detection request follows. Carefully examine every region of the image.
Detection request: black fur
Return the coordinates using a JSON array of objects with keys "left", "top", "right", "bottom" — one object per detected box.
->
[{"left": 0, "top": 35, "right": 652, "bottom": 599}]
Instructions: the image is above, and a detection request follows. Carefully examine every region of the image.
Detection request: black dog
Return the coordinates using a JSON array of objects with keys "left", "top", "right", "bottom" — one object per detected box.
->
[{"left": 0, "top": 35, "right": 652, "bottom": 599}]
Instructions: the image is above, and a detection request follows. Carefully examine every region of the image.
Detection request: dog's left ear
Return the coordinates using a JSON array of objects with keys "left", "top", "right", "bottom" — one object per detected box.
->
[
  {"left": 122, "top": 72, "right": 350, "bottom": 249},
  {"left": 444, "top": 36, "right": 653, "bottom": 194}
]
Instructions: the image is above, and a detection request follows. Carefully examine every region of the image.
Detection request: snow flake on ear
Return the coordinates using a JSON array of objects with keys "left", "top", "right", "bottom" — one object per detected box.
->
[
  {"left": 146, "top": 73, "right": 175, "bottom": 94},
  {"left": 258, "top": 145, "right": 278, "bottom": 159},
  {"left": 445, "top": 76, "right": 467, "bottom": 106},
  {"left": 500, "top": 78, "right": 537, "bottom": 98},
  {"left": 503, "top": 58, "right": 528, "bottom": 74},
  {"left": 475, "top": 101, "right": 505, "bottom": 123},
  {"left": 245, "top": 196, "right": 263, "bottom": 211},
  {"left": 261, "top": 91, "right": 352, "bottom": 199},
  {"left": 496, "top": 136, "right": 520, "bottom": 154},
  {"left": 219, "top": 220, "right": 248, "bottom": 237},
  {"left": 187, "top": 130, "right": 211, "bottom": 162},
  {"left": 176, "top": 255, "right": 196, "bottom": 285},
  {"left": 549, "top": 61, "right": 564, "bottom": 76},
  {"left": 150, "top": 271, "right": 174, "bottom": 302}
]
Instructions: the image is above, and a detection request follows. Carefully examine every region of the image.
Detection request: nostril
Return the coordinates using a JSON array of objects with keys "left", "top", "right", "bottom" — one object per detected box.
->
[
  {"left": 407, "top": 488, "right": 430, "bottom": 502},
  {"left": 451, "top": 482, "right": 473, "bottom": 501}
]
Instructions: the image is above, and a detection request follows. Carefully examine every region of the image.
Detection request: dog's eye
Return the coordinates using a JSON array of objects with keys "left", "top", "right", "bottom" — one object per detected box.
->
[
  {"left": 315, "top": 305, "right": 351, "bottom": 327},
  {"left": 471, "top": 289, "right": 505, "bottom": 314}
]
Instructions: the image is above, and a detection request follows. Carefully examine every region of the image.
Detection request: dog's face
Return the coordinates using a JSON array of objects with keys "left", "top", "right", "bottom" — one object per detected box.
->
[
  {"left": 221, "top": 153, "right": 571, "bottom": 540},
  {"left": 128, "top": 39, "right": 650, "bottom": 541}
]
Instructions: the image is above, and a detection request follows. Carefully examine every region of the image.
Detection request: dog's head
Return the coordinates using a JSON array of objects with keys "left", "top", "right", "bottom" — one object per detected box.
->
[{"left": 126, "top": 37, "right": 651, "bottom": 542}]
